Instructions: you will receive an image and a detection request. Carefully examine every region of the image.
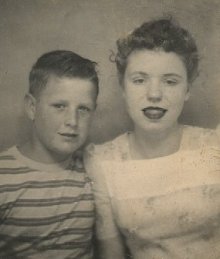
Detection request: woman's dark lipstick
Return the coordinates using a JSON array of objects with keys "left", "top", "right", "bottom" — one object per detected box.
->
[{"left": 142, "top": 107, "right": 167, "bottom": 120}]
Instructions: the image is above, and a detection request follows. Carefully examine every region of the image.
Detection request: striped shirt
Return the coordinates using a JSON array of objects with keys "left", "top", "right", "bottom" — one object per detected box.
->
[{"left": 0, "top": 146, "right": 95, "bottom": 259}]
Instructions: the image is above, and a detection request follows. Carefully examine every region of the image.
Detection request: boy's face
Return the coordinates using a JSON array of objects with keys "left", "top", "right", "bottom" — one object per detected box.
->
[{"left": 27, "top": 75, "right": 97, "bottom": 162}]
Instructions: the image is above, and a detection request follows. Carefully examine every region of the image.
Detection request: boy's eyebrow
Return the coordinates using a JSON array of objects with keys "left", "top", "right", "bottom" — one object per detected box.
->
[
  {"left": 50, "top": 99, "right": 95, "bottom": 107},
  {"left": 128, "top": 71, "right": 149, "bottom": 77},
  {"left": 51, "top": 100, "right": 68, "bottom": 103}
]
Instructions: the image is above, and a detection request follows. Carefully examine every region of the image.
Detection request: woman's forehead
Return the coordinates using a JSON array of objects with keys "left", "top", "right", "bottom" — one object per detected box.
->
[{"left": 125, "top": 49, "right": 187, "bottom": 76}]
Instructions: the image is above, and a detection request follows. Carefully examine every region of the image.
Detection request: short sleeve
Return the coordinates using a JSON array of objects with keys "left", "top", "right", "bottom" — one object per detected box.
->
[{"left": 84, "top": 144, "right": 120, "bottom": 240}]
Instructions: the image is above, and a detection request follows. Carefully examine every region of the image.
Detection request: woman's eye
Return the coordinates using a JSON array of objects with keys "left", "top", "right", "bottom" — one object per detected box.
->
[{"left": 133, "top": 78, "right": 145, "bottom": 84}]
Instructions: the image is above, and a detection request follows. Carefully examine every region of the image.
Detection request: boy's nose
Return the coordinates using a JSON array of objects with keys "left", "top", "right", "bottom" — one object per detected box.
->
[
  {"left": 146, "top": 79, "right": 163, "bottom": 102},
  {"left": 64, "top": 110, "right": 78, "bottom": 128}
]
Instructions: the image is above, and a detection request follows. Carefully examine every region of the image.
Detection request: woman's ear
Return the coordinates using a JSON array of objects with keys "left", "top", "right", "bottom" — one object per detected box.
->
[
  {"left": 24, "top": 93, "right": 36, "bottom": 121},
  {"left": 119, "top": 80, "right": 126, "bottom": 99}
]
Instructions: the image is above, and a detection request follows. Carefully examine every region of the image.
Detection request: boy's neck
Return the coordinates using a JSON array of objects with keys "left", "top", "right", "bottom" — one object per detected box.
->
[{"left": 18, "top": 141, "right": 71, "bottom": 164}]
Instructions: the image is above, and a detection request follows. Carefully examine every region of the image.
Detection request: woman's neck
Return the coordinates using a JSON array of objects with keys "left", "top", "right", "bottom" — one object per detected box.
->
[{"left": 129, "top": 124, "right": 183, "bottom": 159}]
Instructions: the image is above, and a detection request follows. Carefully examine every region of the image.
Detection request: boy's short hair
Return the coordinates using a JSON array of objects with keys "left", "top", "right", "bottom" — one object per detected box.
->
[{"left": 29, "top": 50, "right": 99, "bottom": 98}]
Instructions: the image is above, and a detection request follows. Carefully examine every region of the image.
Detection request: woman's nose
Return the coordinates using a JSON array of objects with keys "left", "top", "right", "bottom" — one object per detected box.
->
[{"left": 146, "top": 79, "right": 163, "bottom": 102}]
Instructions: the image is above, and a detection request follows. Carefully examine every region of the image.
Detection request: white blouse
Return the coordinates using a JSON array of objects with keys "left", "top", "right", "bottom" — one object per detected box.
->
[{"left": 86, "top": 125, "right": 220, "bottom": 259}]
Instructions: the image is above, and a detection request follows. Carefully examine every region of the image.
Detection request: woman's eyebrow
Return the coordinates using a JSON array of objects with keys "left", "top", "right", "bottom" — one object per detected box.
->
[{"left": 163, "top": 73, "right": 183, "bottom": 78}]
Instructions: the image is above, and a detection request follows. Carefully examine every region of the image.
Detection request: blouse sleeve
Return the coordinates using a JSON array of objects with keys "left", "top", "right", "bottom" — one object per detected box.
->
[
  {"left": 195, "top": 126, "right": 220, "bottom": 148},
  {"left": 84, "top": 144, "right": 121, "bottom": 240}
]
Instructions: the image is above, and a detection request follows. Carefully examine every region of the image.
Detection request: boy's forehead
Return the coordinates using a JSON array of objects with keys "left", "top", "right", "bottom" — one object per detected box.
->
[
  {"left": 46, "top": 74, "right": 77, "bottom": 85},
  {"left": 40, "top": 75, "right": 97, "bottom": 101},
  {"left": 46, "top": 75, "right": 96, "bottom": 89}
]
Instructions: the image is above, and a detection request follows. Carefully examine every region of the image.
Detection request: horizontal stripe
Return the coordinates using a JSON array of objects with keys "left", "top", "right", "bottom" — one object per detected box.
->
[
  {"left": 0, "top": 166, "right": 87, "bottom": 174},
  {"left": 0, "top": 150, "right": 93, "bottom": 258},
  {"left": 0, "top": 241, "right": 92, "bottom": 257},
  {"left": 0, "top": 180, "right": 87, "bottom": 193},
  {"left": 0, "top": 227, "right": 92, "bottom": 242},
  {"left": 0, "top": 167, "right": 38, "bottom": 174},
  {"left": 0, "top": 155, "right": 16, "bottom": 161},
  {"left": 3, "top": 210, "right": 94, "bottom": 226},
  {"left": 0, "top": 194, "right": 93, "bottom": 210},
  {"left": 41, "top": 241, "right": 91, "bottom": 250}
]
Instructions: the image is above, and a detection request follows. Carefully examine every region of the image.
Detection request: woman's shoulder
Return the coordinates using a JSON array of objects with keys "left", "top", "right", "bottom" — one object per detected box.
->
[
  {"left": 85, "top": 132, "right": 130, "bottom": 161},
  {"left": 216, "top": 124, "right": 220, "bottom": 138},
  {"left": 182, "top": 125, "right": 220, "bottom": 148}
]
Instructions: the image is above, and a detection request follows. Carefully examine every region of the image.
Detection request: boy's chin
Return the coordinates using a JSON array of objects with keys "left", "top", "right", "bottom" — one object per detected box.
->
[{"left": 53, "top": 145, "right": 81, "bottom": 158}]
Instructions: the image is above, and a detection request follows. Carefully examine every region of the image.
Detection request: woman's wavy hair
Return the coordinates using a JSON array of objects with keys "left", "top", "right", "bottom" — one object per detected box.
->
[{"left": 115, "top": 17, "right": 199, "bottom": 85}]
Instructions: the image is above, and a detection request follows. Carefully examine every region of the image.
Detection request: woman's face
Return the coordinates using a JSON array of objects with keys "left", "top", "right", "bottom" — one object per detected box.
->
[{"left": 122, "top": 49, "right": 189, "bottom": 134}]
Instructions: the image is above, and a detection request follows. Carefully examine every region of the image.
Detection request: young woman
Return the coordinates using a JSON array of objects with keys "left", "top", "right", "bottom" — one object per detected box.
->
[{"left": 85, "top": 18, "right": 220, "bottom": 259}]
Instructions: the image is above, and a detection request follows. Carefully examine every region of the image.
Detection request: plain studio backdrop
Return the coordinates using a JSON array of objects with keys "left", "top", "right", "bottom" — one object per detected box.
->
[{"left": 0, "top": 0, "right": 220, "bottom": 151}]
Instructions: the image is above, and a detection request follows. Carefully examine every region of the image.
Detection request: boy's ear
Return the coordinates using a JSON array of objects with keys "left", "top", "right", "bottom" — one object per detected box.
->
[
  {"left": 24, "top": 93, "right": 37, "bottom": 120},
  {"left": 184, "top": 85, "right": 191, "bottom": 101}
]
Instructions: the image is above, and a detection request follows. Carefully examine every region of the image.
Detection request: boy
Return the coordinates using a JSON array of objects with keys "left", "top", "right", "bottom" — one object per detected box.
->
[{"left": 0, "top": 50, "right": 99, "bottom": 258}]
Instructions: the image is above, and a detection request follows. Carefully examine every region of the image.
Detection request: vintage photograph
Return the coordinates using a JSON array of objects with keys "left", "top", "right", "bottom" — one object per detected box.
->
[{"left": 0, "top": 0, "right": 220, "bottom": 258}]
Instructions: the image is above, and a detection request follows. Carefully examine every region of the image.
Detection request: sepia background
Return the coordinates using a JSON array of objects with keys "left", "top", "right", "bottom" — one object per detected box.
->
[{"left": 0, "top": 0, "right": 220, "bottom": 151}]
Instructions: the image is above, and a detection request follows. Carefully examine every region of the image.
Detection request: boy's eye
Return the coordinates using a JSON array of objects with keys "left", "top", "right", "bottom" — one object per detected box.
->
[
  {"left": 164, "top": 78, "right": 179, "bottom": 86},
  {"left": 53, "top": 104, "right": 66, "bottom": 109},
  {"left": 78, "top": 106, "right": 91, "bottom": 113}
]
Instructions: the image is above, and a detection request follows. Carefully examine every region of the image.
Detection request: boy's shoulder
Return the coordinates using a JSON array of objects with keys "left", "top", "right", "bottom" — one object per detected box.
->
[
  {"left": 0, "top": 145, "right": 16, "bottom": 154},
  {"left": 0, "top": 146, "right": 19, "bottom": 164},
  {"left": 0, "top": 146, "right": 86, "bottom": 175},
  {"left": 0, "top": 146, "right": 27, "bottom": 182}
]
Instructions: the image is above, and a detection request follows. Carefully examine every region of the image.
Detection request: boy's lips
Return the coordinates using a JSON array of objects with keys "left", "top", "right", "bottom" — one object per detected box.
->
[
  {"left": 59, "top": 132, "right": 78, "bottom": 138},
  {"left": 142, "top": 107, "right": 167, "bottom": 120}
]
